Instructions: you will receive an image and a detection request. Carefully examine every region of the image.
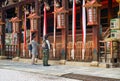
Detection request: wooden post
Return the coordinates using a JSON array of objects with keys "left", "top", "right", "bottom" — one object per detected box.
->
[
  {"left": 92, "top": 10, "right": 100, "bottom": 62},
  {"left": 97, "top": 0, "right": 101, "bottom": 62},
  {"left": 38, "top": 1, "right": 41, "bottom": 44},
  {"left": 1, "top": 9, "right": 5, "bottom": 56},
  {"left": 62, "top": 0, "right": 69, "bottom": 59},
  {"left": 35, "top": 0, "right": 39, "bottom": 43},
  {"left": 108, "top": 0, "right": 113, "bottom": 26},
  {"left": 53, "top": 0, "right": 56, "bottom": 58},
  {"left": 110, "top": 41, "right": 113, "bottom": 63},
  {"left": 17, "top": 6, "right": 22, "bottom": 57},
  {"left": 92, "top": 26, "right": 99, "bottom": 53},
  {"left": 0, "top": 2, "right": 2, "bottom": 7},
  {"left": 80, "top": 1, "right": 82, "bottom": 29}
]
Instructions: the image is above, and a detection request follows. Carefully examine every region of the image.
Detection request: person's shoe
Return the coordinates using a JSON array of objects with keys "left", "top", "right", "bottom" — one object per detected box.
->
[
  {"left": 46, "top": 64, "right": 51, "bottom": 66},
  {"left": 31, "top": 63, "right": 36, "bottom": 65},
  {"left": 43, "top": 64, "right": 46, "bottom": 66},
  {"left": 31, "top": 63, "right": 34, "bottom": 65},
  {"left": 48, "top": 64, "right": 51, "bottom": 66},
  {"left": 43, "top": 64, "right": 50, "bottom": 66}
]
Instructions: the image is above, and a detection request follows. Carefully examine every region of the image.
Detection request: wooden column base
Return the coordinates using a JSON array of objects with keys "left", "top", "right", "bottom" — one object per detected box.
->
[
  {"left": 0, "top": 56, "right": 7, "bottom": 59},
  {"left": 90, "top": 61, "right": 99, "bottom": 67},
  {"left": 59, "top": 60, "right": 66, "bottom": 65},
  {"left": 12, "top": 57, "right": 20, "bottom": 61}
]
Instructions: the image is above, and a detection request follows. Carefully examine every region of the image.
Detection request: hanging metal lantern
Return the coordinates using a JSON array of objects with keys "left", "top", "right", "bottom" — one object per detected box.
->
[
  {"left": 84, "top": 0, "right": 101, "bottom": 26},
  {"left": 10, "top": 17, "right": 21, "bottom": 33},
  {"left": 28, "top": 13, "right": 40, "bottom": 32},
  {"left": 14, "top": 22, "right": 19, "bottom": 33},
  {"left": 54, "top": 7, "right": 68, "bottom": 29},
  {"left": 57, "top": 13, "right": 65, "bottom": 29},
  {"left": 0, "top": 19, "right": 4, "bottom": 35},
  {"left": 30, "top": 18, "right": 37, "bottom": 32}
]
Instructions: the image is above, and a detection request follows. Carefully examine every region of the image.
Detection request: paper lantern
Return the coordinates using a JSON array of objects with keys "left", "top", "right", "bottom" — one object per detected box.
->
[
  {"left": 28, "top": 13, "right": 40, "bottom": 32},
  {"left": 10, "top": 17, "right": 21, "bottom": 33},
  {"left": 57, "top": 13, "right": 65, "bottom": 29},
  {"left": 84, "top": 0, "right": 101, "bottom": 26},
  {"left": 53, "top": 7, "right": 68, "bottom": 29},
  {"left": 13, "top": 22, "right": 19, "bottom": 33}
]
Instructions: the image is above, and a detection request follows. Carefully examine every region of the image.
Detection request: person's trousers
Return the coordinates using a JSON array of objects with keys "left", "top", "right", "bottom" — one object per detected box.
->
[
  {"left": 43, "top": 49, "right": 49, "bottom": 65},
  {"left": 32, "top": 54, "right": 35, "bottom": 64},
  {"left": 31, "top": 54, "right": 38, "bottom": 64}
]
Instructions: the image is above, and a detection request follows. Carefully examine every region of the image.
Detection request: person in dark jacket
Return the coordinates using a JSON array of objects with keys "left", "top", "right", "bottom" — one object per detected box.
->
[{"left": 42, "top": 35, "right": 51, "bottom": 66}]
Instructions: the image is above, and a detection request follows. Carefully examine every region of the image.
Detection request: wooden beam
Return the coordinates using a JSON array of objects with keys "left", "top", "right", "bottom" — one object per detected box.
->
[
  {"left": 108, "top": 0, "right": 113, "bottom": 26},
  {"left": 0, "top": 0, "right": 35, "bottom": 10}
]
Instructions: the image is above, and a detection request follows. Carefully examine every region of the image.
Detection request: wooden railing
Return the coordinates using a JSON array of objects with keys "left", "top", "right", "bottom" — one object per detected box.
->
[
  {"left": 4, "top": 33, "right": 94, "bottom": 62},
  {"left": 99, "top": 40, "right": 107, "bottom": 62},
  {"left": 4, "top": 31, "right": 110, "bottom": 62},
  {"left": 47, "top": 33, "right": 93, "bottom": 43},
  {"left": 5, "top": 45, "right": 17, "bottom": 58},
  {"left": 99, "top": 40, "right": 119, "bottom": 63},
  {"left": 19, "top": 43, "right": 30, "bottom": 58},
  {"left": 102, "top": 27, "right": 110, "bottom": 39},
  {"left": 5, "top": 31, "right": 94, "bottom": 62},
  {"left": 38, "top": 43, "right": 62, "bottom": 60},
  {"left": 67, "top": 41, "right": 93, "bottom": 62},
  {"left": 37, "top": 41, "right": 93, "bottom": 62}
]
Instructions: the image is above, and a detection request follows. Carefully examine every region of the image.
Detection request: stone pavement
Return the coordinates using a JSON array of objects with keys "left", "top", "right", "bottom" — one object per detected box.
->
[
  {"left": 0, "top": 60, "right": 120, "bottom": 80},
  {"left": 0, "top": 69, "right": 80, "bottom": 81}
]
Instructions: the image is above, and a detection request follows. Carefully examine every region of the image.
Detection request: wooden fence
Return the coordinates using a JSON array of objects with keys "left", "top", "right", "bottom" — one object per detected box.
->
[
  {"left": 67, "top": 41, "right": 93, "bottom": 62},
  {"left": 5, "top": 45, "right": 17, "bottom": 58},
  {"left": 99, "top": 41, "right": 120, "bottom": 63},
  {"left": 38, "top": 41, "right": 93, "bottom": 62},
  {"left": 4, "top": 41, "right": 93, "bottom": 62}
]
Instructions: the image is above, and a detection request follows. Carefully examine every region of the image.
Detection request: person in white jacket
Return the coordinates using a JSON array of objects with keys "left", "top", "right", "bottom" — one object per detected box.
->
[{"left": 31, "top": 36, "right": 39, "bottom": 64}]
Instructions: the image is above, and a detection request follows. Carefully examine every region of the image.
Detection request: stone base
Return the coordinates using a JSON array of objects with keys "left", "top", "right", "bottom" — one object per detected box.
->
[
  {"left": 109, "top": 63, "right": 119, "bottom": 68},
  {"left": 0, "top": 56, "right": 7, "bottom": 59},
  {"left": 99, "top": 63, "right": 110, "bottom": 68},
  {"left": 99, "top": 63, "right": 119, "bottom": 68},
  {"left": 12, "top": 57, "right": 20, "bottom": 61},
  {"left": 90, "top": 61, "right": 99, "bottom": 67},
  {"left": 59, "top": 60, "right": 66, "bottom": 65}
]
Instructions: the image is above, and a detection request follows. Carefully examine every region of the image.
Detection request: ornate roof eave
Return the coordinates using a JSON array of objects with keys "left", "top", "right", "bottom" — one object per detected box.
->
[
  {"left": 9, "top": 17, "right": 21, "bottom": 22},
  {"left": 84, "top": 1, "right": 102, "bottom": 8},
  {"left": 0, "top": 0, "right": 35, "bottom": 11},
  {"left": 53, "top": 7, "right": 69, "bottom": 14},
  {"left": 27, "top": 13, "right": 40, "bottom": 19}
]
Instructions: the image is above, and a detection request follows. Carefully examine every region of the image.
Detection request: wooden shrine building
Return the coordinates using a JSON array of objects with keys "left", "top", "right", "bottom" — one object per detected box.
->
[{"left": 0, "top": 0, "right": 120, "bottom": 67}]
